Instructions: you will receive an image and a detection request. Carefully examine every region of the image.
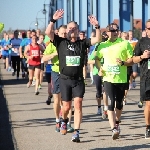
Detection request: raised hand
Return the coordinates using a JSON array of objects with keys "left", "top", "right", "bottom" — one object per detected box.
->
[
  {"left": 53, "top": 9, "right": 64, "bottom": 20},
  {"left": 88, "top": 15, "right": 99, "bottom": 26}
]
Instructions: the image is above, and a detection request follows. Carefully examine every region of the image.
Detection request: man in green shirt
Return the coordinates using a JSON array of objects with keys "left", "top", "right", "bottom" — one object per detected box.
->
[
  {"left": 43, "top": 25, "right": 74, "bottom": 133},
  {"left": 95, "top": 23, "right": 133, "bottom": 140}
]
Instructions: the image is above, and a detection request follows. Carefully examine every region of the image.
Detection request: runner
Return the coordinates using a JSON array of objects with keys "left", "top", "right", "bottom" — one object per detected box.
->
[
  {"left": 45, "top": 9, "right": 101, "bottom": 142},
  {"left": 133, "top": 19, "right": 150, "bottom": 139},
  {"left": 43, "top": 25, "right": 74, "bottom": 133},
  {"left": 88, "top": 31, "right": 96, "bottom": 84},
  {"left": 121, "top": 32, "right": 133, "bottom": 105},
  {"left": 128, "top": 30, "right": 138, "bottom": 89},
  {"left": 24, "top": 35, "right": 44, "bottom": 95},
  {"left": 19, "top": 30, "right": 32, "bottom": 78},
  {"left": 37, "top": 34, "right": 46, "bottom": 89},
  {"left": 88, "top": 43, "right": 103, "bottom": 115},
  {"left": 95, "top": 23, "right": 133, "bottom": 140},
  {"left": 9, "top": 30, "right": 22, "bottom": 79}
]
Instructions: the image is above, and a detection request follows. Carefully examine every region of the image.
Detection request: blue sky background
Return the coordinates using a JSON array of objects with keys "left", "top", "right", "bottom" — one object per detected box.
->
[{"left": 0, "top": 0, "right": 149, "bottom": 31}]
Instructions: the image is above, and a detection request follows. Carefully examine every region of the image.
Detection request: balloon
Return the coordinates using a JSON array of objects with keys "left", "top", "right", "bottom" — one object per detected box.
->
[{"left": 0, "top": 23, "right": 4, "bottom": 33}]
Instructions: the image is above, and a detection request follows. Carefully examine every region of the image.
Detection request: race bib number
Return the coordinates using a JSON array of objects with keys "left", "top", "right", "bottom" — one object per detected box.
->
[
  {"left": 32, "top": 50, "right": 39, "bottom": 56},
  {"left": 148, "top": 59, "right": 150, "bottom": 69},
  {"left": 107, "top": 65, "right": 120, "bottom": 74},
  {"left": 12, "top": 48, "right": 19, "bottom": 53},
  {"left": 66, "top": 56, "right": 80, "bottom": 66}
]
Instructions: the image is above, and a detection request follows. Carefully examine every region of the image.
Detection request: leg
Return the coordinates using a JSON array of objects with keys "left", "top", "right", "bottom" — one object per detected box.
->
[
  {"left": 34, "top": 67, "right": 41, "bottom": 94},
  {"left": 51, "top": 71, "right": 62, "bottom": 132},
  {"left": 93, "top": 75, "right": 102, "bottom": 114},
  {"left": 16, "top": 56, "right": 20, "bottom": 78}
]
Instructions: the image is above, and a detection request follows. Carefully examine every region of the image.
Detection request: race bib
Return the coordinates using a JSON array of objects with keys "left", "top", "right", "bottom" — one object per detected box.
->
[
  {"left": 12, "top": 48, "right": 19, "bottom": 53},
  {"left": 31, "top": 50, "right": 39, "bottom": 56},
  {"left": 148, "top": 59, "right": 150, "bottom": 69},
  {"left": 107, "top": 65, "right": 120, "bottom": 74},
  {"left": 66, "top": 56, "right": 80, "bottom": 66}
]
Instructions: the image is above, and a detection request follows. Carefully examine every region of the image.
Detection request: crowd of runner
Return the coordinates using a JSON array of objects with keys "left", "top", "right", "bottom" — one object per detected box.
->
[{"left": 0, "top": 9, "right": 150, "bottom": 142}]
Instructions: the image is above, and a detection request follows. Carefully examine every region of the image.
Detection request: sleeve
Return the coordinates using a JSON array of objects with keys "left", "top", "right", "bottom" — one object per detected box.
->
[
  {"left": 44, "top": 43, "right": 56, "bottom": 55},
  {"left": 85, "top": 38, "right": 91, "bottom": 48},
  {"left": 20, "top": 40, "right": 24, "bottom": 47},
  {"left": 126, "top": 42, "right": 133, "bottom": 58},
  {"left": 53, "top": 34, "right": 64, "bottom": 48},
  {"left": 96, "top": 44, "right": 103, "bottom": 59},
  {"left": 133, "top": 40, "right": 142, "bottom": 56},
  {"left": 89, "top": 44, "right": 98, "bottom": 60}
]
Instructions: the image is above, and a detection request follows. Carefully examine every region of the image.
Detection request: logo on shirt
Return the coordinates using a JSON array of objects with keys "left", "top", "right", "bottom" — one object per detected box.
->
[{"left": 67, "top": 45, "right": 74, "bottom": 51}]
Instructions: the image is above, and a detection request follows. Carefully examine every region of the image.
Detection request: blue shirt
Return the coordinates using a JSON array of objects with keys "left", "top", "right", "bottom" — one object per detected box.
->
[
  {"left": 20, "top": 38, "right": 31, "bottom": 52},
  {"left": 10, "top": 38, "right": 22, "bottom": 56},
  {"left": 45, "top": 64, "right": 52, "bottom": 73},
  {"left": 1, "top": 39, "right": 10, "bottom": 55}
]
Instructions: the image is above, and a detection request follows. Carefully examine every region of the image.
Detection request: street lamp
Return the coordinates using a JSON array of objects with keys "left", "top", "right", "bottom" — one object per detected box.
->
[
  {"left": 29, "top": 21, "right": 36, "bottom": 30},
  {"left": 42, "top": 3, "right": 47, "bottom": 30}
]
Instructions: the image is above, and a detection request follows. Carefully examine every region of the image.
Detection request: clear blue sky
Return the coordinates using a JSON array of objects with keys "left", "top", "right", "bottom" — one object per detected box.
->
[{"left": 0, "top": 0, "right": 149, "bottom": 31}]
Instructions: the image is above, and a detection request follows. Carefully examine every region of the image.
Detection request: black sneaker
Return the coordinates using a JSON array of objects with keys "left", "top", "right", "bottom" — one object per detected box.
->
[
  {"left": 46, "top": 96, "right": 52, "bottom": 105},
  {"left": 12, "top": 72, "right": 15, "bottom": 76},
  {"left": 145, "top": 129, "right": 150, "bottom": 139},
  {"left": 35, "top": 91, "right": 39, "bottom": 95},
  {"left": 22, "top": 72, "right": 25, "bottom": 78}
]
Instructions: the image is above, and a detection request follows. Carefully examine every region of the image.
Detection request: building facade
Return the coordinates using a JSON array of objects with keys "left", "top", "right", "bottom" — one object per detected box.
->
[{"left": 48, "top": 0, "right": 148, "bottom": 37}]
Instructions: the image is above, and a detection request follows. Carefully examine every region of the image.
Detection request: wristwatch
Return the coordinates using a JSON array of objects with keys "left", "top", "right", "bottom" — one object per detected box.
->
[{"left": 121, "top": 61, "right": 124, "bottom": 66}]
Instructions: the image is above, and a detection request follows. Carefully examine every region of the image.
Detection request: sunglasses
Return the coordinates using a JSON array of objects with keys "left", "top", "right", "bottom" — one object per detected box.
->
[
  {"left": 146, "top": 27, "right": 150, "bottom": 30},
  {"left": 108, "top": 29, "right": 118, "bottom": 32}
]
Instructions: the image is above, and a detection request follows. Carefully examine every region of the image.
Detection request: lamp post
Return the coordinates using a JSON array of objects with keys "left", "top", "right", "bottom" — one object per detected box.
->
[
  {"left": 42, "top": 4, "right": 47, "bottom": 30},
  {"left": 29, "top": 21, "right": 36, "bottom": 30}
]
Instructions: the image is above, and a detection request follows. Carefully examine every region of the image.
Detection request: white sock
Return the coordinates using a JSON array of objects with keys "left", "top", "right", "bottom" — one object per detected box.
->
[
  {"left": 90, "top": 72, "right": 93, "bottom": 81},
  {"left": 104, "top": 106, "right": 108, "bottom": 111},
  {"left": 56, "top": 119, "right": 60, "bottom": 123}
]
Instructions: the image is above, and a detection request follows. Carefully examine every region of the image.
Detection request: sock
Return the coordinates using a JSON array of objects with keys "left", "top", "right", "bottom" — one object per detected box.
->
[
  {"left": 116, "top": 121, "right": 119, "bottom": 124},
  {"left": 56, "top": 119, "right": 60, "bottom": 123},
  {"left": 75, "top": 129, "right": 79, "bottom": 133},
  {"left": 104, "top": 106, "right": 108, "bottom": 111},
  {"left": 98, "top": 106, "right": 101, "bottom": 108},
  {"left": 90, "top": 72, "right": 93, "bottom": 81}
]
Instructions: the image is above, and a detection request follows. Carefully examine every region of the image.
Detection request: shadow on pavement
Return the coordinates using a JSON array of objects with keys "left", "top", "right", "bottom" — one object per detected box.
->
[
  {"left": 0, "top": 80, "right": 16, "bottom": 150},
  {"left": 90, "top": 144, "right": 150, "bottom": 150}
]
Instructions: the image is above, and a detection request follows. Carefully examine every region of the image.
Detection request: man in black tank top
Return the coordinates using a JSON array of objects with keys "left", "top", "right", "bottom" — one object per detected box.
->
[{"left": 45, "top": 9, "right": 101, "bottom": 142}]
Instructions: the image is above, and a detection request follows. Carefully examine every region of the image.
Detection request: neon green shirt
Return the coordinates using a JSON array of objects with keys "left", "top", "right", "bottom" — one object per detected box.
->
[
  {"left": 44, "top": 43, "right": 59, "bottom": 72},
  {"left": 89, "top": 44, "right": 99, "bottom": 75},
  {"left": 96, "top": 38, "right": 133, "bottom": 83}
]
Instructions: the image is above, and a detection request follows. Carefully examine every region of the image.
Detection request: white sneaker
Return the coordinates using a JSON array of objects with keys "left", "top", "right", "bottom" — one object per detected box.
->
[
  {"left": 97, "top": 108, "right": 102, "bottom": 115},
  {"left": 123, "top": 100, "right": 127, "bottom": 105},
  {"left": 112, "top": 128, "right": 119, "bottom": 140},
  {"left": 129, "top": 84, "right": 133, "bottom": 90}
]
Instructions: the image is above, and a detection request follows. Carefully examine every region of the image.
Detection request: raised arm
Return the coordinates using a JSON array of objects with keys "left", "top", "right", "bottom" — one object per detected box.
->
[
  {"left": 45, "top": 9, "right": 64, "bottom": 42},
  {"left": 88, "top": 15, "right": 101, "bottom": 45}
]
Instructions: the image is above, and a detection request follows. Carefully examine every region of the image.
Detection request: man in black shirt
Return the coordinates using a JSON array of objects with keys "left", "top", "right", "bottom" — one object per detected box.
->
[
  {"left": 133, "top": 19, "right": 150, "bottom": 139},
  {"left": 45, "top": 9, "right": 101, "bottom": 142}
]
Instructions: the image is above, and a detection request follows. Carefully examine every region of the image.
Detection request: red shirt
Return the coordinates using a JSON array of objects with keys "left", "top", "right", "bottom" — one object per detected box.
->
[{"left": 28, "top": 44, "right": 41, "bottom": 66}]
